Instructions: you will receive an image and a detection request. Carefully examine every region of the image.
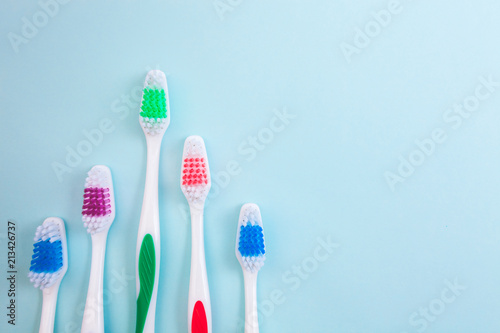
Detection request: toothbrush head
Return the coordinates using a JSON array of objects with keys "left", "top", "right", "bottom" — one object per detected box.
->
[
  {"left": 180, "top": 135, "right": 211, "bottom": 207},
  {"left": 139, "top": 70, "right": 170, "bottom": 136},
  {"left": 82, "top": 165, "right": 115, "bottom": 235},
  {"left": 236, "top": 203, "right": 265, "bottom": 273},
  {"left": 28, "top": 217, "right": 68, "bottom": 289}
]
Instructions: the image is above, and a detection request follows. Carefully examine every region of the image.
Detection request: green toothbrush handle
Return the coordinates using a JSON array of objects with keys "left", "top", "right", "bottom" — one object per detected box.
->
[{"left": 136, "top": 234, "right": 156, "bottom": 333}]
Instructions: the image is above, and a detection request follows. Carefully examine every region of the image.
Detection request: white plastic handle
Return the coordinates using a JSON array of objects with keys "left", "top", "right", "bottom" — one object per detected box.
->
[
  {"left": 39, "top": 282, "right": 61, "bottom": 333},
  {"left": 188, "top": 207, "right": 212, "bottom": 333},
  {"left": 136, "top": 136, "right": 162, "bottom": 333},
  {"left": 243, "top": 271, "right": 259, "bottom": 333},
  {"left": 81, "top": 231, "right": 109, "bottom": 333}
]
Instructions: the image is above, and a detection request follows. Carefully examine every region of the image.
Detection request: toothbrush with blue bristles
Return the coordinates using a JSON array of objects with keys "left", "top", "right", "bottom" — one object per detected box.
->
[
  {"left": 29, "top": 217, "right": 68, "bottom": 333},
  {"left": 236, "top": 203, "right": 266, "bottom": 333},
  {"left": 136, "top": 70, "right": 170, "bottom": 333}
]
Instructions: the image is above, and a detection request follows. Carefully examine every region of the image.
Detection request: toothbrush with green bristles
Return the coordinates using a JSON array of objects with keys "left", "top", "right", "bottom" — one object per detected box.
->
[{"left": 135, "top": 70, "right": 170, "bottom": 333}]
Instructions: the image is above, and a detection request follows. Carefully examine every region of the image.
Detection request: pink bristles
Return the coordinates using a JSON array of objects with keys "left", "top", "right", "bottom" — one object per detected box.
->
[
  {"left": 180, "top": 136, "right": 211, "bottom": 206},
  {"left": 182, "top": 157, "right": 208, "bottom": 186},
  {"left": 82, "top": 187, "right": 111, "bottom": 217}
]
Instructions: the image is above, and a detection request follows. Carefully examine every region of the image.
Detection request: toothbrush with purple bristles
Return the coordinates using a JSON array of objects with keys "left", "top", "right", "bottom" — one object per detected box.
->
[{"left": 81, "top": 165, "right": 115, "bottom": 333}]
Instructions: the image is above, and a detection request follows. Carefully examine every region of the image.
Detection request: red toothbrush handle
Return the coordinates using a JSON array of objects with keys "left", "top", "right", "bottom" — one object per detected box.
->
[{"left": 191, "top": 301, "right": 208, "bottom": 333}]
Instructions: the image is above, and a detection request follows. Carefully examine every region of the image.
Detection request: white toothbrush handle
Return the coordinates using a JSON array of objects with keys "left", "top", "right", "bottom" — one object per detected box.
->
[
  {"left": 39, "top": 282, "right": 60, "bottom": 333},
  {"left": 136, "top": 137, "right": 162, "bottom": 333},
  {"left": 243, "top": 271, "right": 259, "bottom": 333},
  {"left": 81, "top": 231, "right": 108, "bottom": 333},
  {"left": 188, "top": 207, "right": 212, "bottom": 333}
]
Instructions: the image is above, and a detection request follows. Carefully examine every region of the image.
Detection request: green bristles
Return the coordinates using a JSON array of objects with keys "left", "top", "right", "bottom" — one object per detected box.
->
[{"left": 140, "top": 88, "right": 167, "bottom": 119}]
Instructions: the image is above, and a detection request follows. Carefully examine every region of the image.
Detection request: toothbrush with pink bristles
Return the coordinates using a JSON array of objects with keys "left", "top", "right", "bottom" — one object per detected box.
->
[{"left": 181, "top": 135, "right": 212, "bottom": 333}]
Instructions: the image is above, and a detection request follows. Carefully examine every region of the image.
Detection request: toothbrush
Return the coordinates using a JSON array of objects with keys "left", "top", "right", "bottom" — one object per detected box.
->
[
  {"left": 236, "top": 204, "right": 266, "bottom": 333},
  {"left": 81, "top": 165, "right": 116, "bottom": 333},
  {"left": 180, "top": 136, "right": 212, "bottom": 333},
  {"left": 29, "top": 217, "right": 68, "bottom": 333},
  {"left": 136, "top": 70, "right": 170, "bottom": 333}
]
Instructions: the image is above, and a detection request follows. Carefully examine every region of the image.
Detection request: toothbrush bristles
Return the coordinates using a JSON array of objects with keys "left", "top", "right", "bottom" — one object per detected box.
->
[
  {"left": 237, "top": 204, "right": 266, "bottom": 273},
  {"left": 180, "top": 136, "right": 211, "bottom": 206},
  {"left": 82, "top": 166, "right": 114, "bottom": 235},
  {"left": 29, "top": 219, "right": 65, "bottom": 289}
]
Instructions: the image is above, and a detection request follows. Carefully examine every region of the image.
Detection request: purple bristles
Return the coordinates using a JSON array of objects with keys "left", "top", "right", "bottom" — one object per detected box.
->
[{"left": 82, "top": 187, "right": 111, "bottom": 217}]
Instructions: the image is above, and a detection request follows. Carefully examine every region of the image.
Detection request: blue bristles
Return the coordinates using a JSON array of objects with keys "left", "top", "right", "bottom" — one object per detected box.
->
[
  {"left": 238, "top": 222, "right": 265, "bottom": 257},
  {"left": 30, "top": 240, "right": 63, "bottom": 273}
]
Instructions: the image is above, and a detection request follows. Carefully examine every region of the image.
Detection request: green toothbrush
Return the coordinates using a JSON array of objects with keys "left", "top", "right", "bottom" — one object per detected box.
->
[{"left": 135, "top": 70, "right": 170, "bottom": 333}]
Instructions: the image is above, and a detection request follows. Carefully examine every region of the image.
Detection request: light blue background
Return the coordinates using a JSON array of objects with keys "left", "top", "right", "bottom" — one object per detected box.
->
[{"left": 1, "top": 0, "right": 500, "bottom": 332}]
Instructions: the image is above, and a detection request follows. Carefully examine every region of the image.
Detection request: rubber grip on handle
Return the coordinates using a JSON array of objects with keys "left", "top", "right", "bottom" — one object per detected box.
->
[
  {"left": 191, "top": 301, "right": 208, "bottom": 333},
  {"left": 136, "top": 234, "right": 155, "bottom": 333}
]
